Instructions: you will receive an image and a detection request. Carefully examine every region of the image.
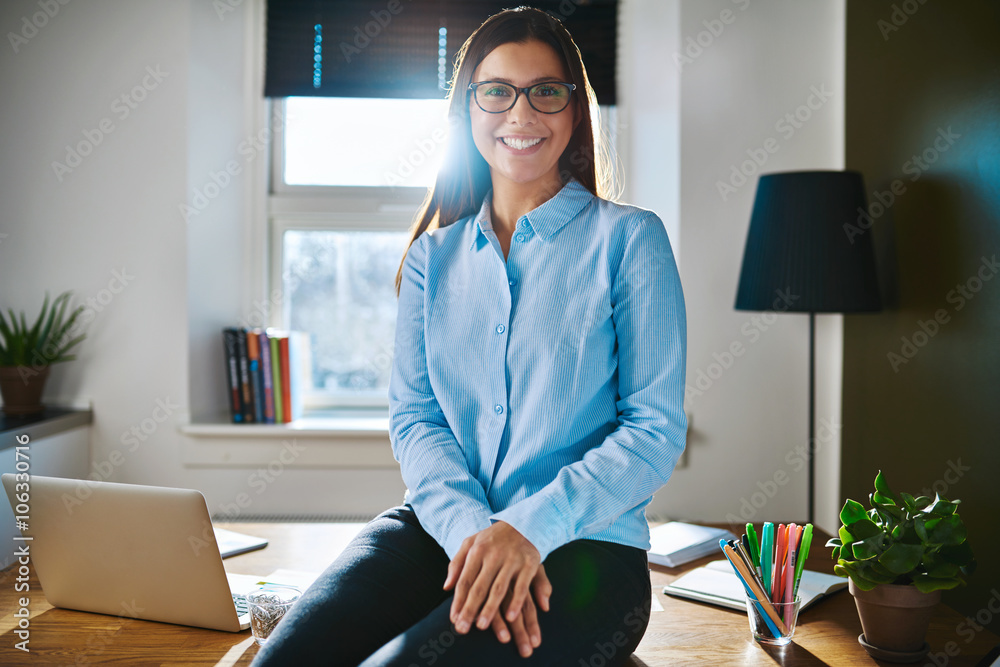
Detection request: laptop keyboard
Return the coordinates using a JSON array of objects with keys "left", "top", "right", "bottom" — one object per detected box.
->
[{"left": 233, "top": 593, "right": 249, "bottom": 616}]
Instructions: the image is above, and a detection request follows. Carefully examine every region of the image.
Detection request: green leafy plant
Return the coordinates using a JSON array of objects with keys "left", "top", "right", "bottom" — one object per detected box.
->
[
  {"left": 827, "top": 471, "right": 976, "bottom": 593},
  {"left": 0, "top": 291, "right": 86, "bottom": 366}
]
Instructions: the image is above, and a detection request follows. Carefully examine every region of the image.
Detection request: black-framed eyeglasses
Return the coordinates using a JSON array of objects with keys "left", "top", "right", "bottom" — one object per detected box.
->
[{"left": 468, "top": 81, "right": 576, "bottom": 114}]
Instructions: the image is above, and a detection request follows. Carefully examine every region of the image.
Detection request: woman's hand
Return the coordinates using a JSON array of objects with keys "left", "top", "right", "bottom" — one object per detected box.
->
[
  {"left": 443, "top": 522, "right": 550, "bottom": 642},
  {"left": 488, "top": 566, "right": 552, "bottom": 657}
]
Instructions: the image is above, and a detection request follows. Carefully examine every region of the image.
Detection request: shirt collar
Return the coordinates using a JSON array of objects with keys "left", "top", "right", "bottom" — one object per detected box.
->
[{"left": 472, "top": 179, "right": 594, "bottom": 249}]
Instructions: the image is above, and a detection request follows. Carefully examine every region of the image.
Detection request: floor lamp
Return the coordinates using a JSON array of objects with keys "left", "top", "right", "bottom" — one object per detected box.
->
[{"left": 735, "top": 171, "right": 881, "bottom": 525}]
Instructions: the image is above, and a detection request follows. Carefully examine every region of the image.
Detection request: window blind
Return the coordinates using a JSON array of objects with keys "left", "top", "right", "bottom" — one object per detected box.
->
[{"left": 264, "top": 0, "right": 618, "bottom": 103}]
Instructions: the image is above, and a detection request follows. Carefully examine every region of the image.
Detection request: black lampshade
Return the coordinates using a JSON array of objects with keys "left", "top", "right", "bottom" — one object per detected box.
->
[{"left": 735, "top": 171, "right": 881, "bottom": 313}]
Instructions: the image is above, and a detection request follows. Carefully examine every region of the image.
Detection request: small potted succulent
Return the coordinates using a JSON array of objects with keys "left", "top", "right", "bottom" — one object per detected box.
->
[
  {"left": 0, "top": 291, "right": 85, "bottom": 415},
  {"left": 827, "top": 471, "right": 976, "bottom": 663}
]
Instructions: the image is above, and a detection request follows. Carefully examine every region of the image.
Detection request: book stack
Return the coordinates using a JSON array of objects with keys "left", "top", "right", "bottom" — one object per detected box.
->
[
  {"left": 222, "top": 328, "right": 312, "bottom": 424},
  {"left": 647, "top": 522, "right": 738, "bottom": 568}
]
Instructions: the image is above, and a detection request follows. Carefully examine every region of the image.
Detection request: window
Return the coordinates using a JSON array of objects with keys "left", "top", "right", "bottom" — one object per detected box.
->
[{"left": 269, "top": 97, "right": 439, "bottom": 410}]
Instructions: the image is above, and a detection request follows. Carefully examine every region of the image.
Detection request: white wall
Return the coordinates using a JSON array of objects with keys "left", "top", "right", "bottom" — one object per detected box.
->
[
  {"left": 0, "top": 0, "right": 192, "bottom": 484},
  {"left": 0, "top": 0, "right": 844, "bottom": 529},
  {"left": 620, "top": 0, "right": 681, "bottom": 255},
  {"left": 0, "top": 0, "right": 406, "bottom": 519},
  {"left": 643, "top": 0, "right": 846, "bottom": 533}
]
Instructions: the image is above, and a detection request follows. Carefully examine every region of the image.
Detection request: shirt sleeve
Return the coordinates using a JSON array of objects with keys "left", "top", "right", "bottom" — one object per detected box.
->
[
  {"left": 388, "top": 233, "right": 494, "bottom": 559},
  {"left": 489, "top": 212, "right": 688, "bottom": 562}
]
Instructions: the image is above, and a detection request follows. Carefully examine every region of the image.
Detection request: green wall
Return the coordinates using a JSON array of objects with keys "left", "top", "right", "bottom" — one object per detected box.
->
[{"left": 844, "top": 0, "right": 1000, "bottom": 635}]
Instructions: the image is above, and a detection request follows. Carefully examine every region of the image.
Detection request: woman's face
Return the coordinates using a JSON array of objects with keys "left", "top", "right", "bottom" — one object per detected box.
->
[{"left": 469, "top": 39, "right": 578, "bottom": 192}]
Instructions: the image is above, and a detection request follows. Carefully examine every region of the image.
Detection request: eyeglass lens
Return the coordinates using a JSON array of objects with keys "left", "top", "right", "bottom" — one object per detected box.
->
[{"left": 475, "top": 83, "right": 572, "bottom": 113}]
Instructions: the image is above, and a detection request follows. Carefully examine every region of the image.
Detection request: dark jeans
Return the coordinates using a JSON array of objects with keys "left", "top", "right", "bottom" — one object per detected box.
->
[{"left": 251, "top": 506, "right": 651, "bottom": 667}]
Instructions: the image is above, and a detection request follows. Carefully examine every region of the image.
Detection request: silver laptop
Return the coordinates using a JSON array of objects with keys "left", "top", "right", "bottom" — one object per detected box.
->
[{"left": 2, "top": 474, "right": 252, "bottom": 632}]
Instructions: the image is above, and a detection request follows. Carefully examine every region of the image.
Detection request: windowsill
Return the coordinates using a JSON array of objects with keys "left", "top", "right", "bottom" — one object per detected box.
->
[
  {"left": 179, "top": 409, "right": 390, "bottom": 438},
  {"left": 179, "top": 409, "right": 396, "bottom": 468}
]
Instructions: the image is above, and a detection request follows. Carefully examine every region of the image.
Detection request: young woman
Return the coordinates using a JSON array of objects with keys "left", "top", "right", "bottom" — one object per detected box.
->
[{"left": 252, "top": 7, "right": 686, "bottom": 666}]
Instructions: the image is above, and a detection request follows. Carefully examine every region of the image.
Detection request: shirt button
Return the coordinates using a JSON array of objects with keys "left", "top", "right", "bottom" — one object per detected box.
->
[
  {"left": 494, "top": 404, "right": 504, "bottom": 414},
  {"left": 515, "top": 234, "right": 526, "bottom": 243},
  {"left": 509, "top": 278, "right": 517, "bottom": 286},
  {"left": 496, "top": 324, "right": 505, "bottom": 334}
]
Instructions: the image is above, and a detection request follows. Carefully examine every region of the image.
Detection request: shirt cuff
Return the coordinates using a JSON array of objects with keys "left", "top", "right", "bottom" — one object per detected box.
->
[
  {"left": 440, "top": 507, "right": 494, "bottom": 560},
  {"left": 489, "top": 493, "right": 569, "bottom": 563}
]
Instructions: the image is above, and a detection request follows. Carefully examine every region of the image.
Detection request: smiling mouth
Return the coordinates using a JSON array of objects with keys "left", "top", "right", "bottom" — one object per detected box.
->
[{"left": 499, "top": 137, "right": 544, "bottom": 150}]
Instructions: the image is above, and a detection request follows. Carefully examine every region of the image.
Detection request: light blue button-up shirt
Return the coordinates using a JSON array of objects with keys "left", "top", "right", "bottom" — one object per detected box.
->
[{"left": 388, "top": 179, "right": 687, "bottom": 562}]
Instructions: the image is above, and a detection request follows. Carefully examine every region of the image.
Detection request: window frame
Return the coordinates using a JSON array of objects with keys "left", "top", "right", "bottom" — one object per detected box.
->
[{"left": 267, "top": 98, "right": 428, "bottom": 411}]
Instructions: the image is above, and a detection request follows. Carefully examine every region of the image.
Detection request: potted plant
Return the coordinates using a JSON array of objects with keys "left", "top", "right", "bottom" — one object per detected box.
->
[
  {"left": 0, "top": 291, "right": 85, "bottom": 416},
  {"left": 828, "top": 471, "right": 976, "bottom": 663}
]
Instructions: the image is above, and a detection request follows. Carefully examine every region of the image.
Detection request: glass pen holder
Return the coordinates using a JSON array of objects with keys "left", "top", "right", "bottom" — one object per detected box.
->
[{"left": 745, "top": 595, "right": 801, "bottom": 646}]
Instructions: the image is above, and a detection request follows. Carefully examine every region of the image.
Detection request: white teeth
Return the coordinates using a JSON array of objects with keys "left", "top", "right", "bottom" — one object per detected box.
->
[{"left": 501, "top": 137, "right": 542, "bottom": 150}]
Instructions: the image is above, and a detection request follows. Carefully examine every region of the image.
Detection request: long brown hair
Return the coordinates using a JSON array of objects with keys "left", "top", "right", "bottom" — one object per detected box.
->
[{"left": 394, "top": 6, "right": 612, "bottom": 294}]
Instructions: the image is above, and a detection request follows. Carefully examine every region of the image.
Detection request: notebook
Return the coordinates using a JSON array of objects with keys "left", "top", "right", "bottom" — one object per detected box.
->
[
  {"left": 215, "top": 526, "right": 268, "bottom": 558},
  {"left": 1, "top": 474, "right": 266, "bottom": 632},
  {"left": 647, "top": 522, "right": 737, "bottom": 568},
  {"left": 662, "top": 559, "right": 848, "bottom": 611}
]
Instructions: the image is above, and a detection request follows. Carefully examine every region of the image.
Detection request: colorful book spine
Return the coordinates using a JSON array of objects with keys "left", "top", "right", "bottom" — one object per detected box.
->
[
  {"left": 279, "top": 336, "right": 292, "bottom": 422},
  {"left": 258, "top": 330, "right": 275, "bottom": 424},
  {"left": 222, "top": 328, "right": 243, "bottom": 423},
  {"left": 235, "top": 327, "right": 255, "bottom": 423},
  {"left": 246, "top": 330, "right": 264, "bottom": 424},
  {"left": 270, "top": 334, "right": 284, "bottom": 423}
]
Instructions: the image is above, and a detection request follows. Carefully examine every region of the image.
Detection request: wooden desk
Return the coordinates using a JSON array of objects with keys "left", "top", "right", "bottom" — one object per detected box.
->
[{"left": 0, "top": 523, "right": 996, "bottom": 666}]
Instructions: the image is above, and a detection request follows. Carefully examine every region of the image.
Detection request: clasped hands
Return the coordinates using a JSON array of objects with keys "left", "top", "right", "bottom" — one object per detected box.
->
[{"left": 443, "top": 521, "right": 552, "bottom": 658}]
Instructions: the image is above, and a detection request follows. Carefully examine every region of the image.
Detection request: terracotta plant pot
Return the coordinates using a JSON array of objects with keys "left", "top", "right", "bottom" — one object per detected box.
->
[
  {"left": 850, "top": 579, "right": 941, "bottom": 661},
  {"left": 0, "top": 365, "right": 51, "bottom": 416}
]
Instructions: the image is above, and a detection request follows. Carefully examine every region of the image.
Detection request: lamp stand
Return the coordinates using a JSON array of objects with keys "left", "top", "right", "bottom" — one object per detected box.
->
[{"left": 808, "top": 311, "right": 816, "bottom": 525}]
